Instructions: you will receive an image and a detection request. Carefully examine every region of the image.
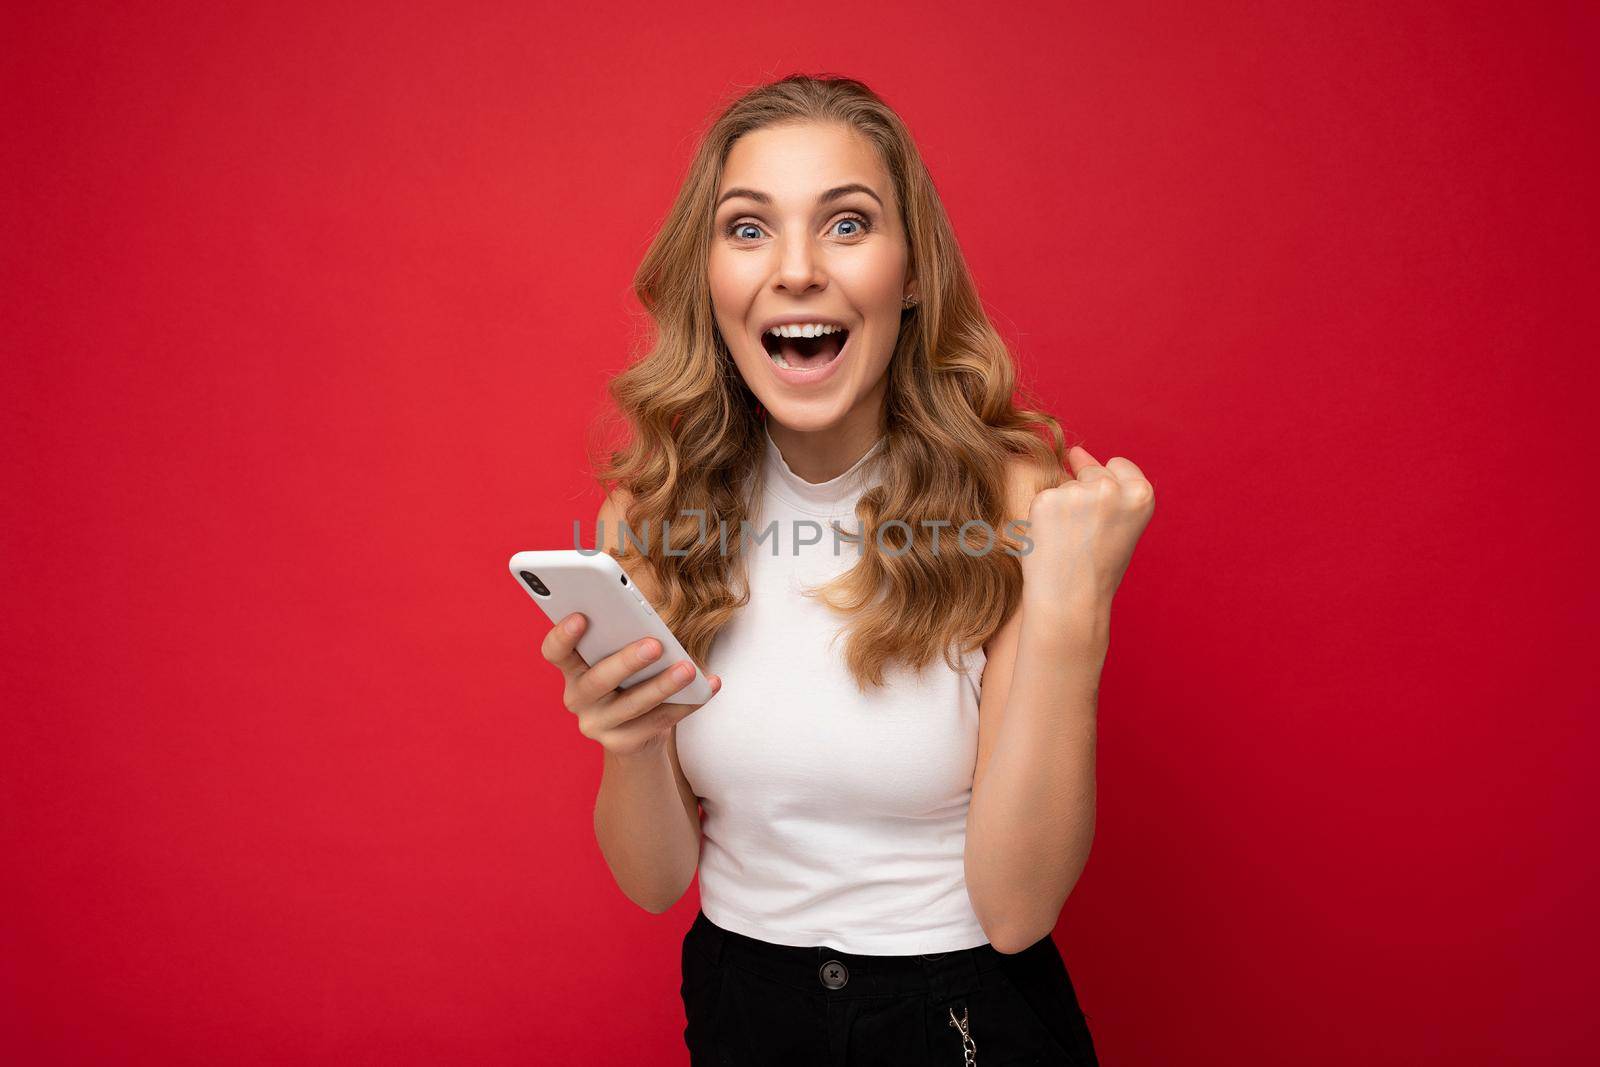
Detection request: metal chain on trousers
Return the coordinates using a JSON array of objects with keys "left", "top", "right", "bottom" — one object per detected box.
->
[{"left": 947, "top": 1003, "right": 976, "bottom": 1065}]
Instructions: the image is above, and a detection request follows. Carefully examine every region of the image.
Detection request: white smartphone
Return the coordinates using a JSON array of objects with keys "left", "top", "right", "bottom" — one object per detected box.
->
[{"left": 508, "top": 549, "right": 716, "bottom": 704}]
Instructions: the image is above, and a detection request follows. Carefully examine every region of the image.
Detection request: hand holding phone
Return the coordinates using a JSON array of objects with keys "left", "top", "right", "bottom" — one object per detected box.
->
[
  {"left": 541, "top": 618, "right": 720, "bottom": 758},
  {"left": 511, "top": 550, "right": 721, "bottom": 758}
]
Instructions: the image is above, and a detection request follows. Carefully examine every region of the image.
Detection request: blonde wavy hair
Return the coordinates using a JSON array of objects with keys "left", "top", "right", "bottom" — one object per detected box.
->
[{"left": 591, "top": 73, "right": 1070, "bottom": 691}]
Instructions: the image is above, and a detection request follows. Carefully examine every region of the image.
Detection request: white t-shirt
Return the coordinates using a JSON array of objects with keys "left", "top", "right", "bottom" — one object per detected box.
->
[{"left": 676, "top": 426, "right": 990, "bottom": 954}]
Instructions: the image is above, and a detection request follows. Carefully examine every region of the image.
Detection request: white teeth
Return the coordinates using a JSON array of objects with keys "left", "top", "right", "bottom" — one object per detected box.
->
[
  {"left": 763, "top": 321, "right": 848, "bottom": 371},
  {"left": 765, "top": 322, "right": 845, "bottom": 339}
]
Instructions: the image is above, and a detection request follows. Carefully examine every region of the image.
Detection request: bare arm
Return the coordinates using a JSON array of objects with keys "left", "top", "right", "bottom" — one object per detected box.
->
[
  {"left": 593, "top": 737, "right": 702, "bottom": 914},
  {"left": 965, "top": 448, "right": 1153, "bottom": 952},
  {"left": 964, "top": 590, "right": 1105, "bottom": 952},
  {"left": 584, "top": 490, "right": 711, "bottom": 914}
]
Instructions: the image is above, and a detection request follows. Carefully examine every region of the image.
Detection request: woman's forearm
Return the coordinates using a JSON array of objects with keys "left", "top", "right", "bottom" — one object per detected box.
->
[
  {"left": 965, "top": 596, "right": 1108, "bottom": 952},
  {"left": 593, "top": 739, "right": 701, "bottom": 914}
]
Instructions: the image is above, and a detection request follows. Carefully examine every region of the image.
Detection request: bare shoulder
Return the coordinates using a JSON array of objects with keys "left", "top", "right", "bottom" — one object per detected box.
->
[
  {"left": 1000, "top": 450, "right": 1061, "bottom": 520},
  {"left": 977, "top": 453, "right": 1058, "bottom": 660},
  {"left": 595, "top": 484, "right": 636, "bottom": 543},
  {"left": 594, "top": 485, "right": 663, "bottom": 604}
]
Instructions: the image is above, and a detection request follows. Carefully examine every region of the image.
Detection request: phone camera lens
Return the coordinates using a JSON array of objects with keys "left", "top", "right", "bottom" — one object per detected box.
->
[
  {"left": 519, "top": 570, "right": 550, "bottom": 597},
  {"left": 620, "top": 573, "right": 628, "bottom": 585}
]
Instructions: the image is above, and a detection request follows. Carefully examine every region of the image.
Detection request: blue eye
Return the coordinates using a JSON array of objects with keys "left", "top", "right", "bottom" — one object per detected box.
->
[
  {"left": 831, "top": 214, "right": 871, "bottom": 237},
  {"left": 722, "top": 213, "right": 874, "bottom": 242}
]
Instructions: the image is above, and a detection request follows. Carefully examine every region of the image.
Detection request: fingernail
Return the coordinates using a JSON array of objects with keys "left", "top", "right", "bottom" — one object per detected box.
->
[
  {"left": 564, "top": 615, "right": 583, "bottom": 635},
  {"left": 674, "top": 662, "right": 692, "bottom": 680},
  {"left": 639, "top": 640, "right": 661, "bottom": 660}
]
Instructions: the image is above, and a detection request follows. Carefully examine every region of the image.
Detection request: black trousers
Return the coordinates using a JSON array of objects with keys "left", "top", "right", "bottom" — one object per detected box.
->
[{"left": 680, "top": 909, "right": 1099, "bottom": 1066}]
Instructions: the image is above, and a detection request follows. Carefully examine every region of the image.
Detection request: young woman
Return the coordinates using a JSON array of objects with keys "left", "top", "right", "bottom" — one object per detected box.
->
[{"left": 541, "top": 74, "right": 1153, "bottom": 1065}]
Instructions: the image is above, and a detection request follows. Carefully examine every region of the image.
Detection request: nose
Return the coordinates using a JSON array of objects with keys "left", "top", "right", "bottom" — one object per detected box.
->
[{"left": 773, "top": 232, "right": 827, "bottom": 295}]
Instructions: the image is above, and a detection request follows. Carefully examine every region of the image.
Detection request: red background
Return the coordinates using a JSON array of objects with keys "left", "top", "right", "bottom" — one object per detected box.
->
[{"left": 4, "top": 2, "right": 1595, "bottom": 1063}]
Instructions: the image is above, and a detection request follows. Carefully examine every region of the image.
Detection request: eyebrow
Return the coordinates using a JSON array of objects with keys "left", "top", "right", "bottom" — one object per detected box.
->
[{"left": 715, "top": 182, "right": 885, "bottom": 211}]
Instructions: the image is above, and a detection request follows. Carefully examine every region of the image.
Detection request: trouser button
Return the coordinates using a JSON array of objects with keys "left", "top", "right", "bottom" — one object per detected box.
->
[{"left": 818, "top": 959, "right": 849, "bottom": 989}]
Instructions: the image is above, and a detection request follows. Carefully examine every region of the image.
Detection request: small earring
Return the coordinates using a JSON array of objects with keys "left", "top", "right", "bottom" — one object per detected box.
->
[{"left": 902, "top": 295, "right": 919, "bottom": 309}]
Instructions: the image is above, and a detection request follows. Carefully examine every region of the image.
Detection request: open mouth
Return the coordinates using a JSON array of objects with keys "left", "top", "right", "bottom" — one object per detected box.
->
[{"left": 760, "top": 327, "right": 849, "bottom": 371}]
